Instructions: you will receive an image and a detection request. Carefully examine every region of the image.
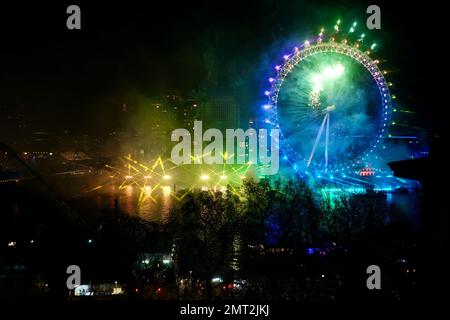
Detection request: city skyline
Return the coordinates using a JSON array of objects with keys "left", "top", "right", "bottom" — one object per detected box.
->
[{"left": 0, "top": 0, "right": 447, "bottom": 311}]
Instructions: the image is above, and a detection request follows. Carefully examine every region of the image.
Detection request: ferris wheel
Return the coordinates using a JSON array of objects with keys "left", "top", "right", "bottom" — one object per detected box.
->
[{"left": 264, "top": 31, "right": 392, "bottom": 175}]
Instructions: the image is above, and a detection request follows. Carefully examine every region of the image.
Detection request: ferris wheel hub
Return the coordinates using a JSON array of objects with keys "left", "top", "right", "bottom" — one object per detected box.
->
[{"left": 324, "top": 104, "right": 336, "bottom": 113}]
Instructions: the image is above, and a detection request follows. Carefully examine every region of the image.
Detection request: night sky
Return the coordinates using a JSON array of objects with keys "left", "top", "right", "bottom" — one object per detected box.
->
[{"left": 0, "top": 1, "right": 447, "bottom": 140}]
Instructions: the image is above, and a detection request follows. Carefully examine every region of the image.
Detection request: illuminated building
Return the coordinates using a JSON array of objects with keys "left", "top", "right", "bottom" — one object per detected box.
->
[{"left": 198, "top": 96, "right": 240, "bottom": 130}]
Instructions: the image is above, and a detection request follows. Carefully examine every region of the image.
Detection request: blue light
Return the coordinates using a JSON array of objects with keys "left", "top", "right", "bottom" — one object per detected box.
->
[
  {"left": 307, "top": 247, "right": 320, "bottom": 255},
  {"left": 264, "top": 38, "right": 395, "bottom": 181}
]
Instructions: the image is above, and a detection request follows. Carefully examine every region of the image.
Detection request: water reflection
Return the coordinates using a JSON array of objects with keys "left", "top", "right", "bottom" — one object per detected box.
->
[
  {"left": 80, "top": 184, "right": 176, "bottom": 223},
  {"left": 125, "top": 185, "right": 134, "bottom": 214},
  {"left": 71, "top": 178, "right": 421, "bottom": 227}
]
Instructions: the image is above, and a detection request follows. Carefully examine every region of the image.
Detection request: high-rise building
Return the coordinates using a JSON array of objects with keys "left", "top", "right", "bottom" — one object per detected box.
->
[
  {"left": 198, "top": 96, "right": 240, "bottom": 130},
  {"left": 180, "top": 98, "right": 197, "bottom": 129}
]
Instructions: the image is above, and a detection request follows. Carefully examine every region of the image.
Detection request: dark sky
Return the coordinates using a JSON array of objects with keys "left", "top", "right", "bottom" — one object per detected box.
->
[{"left": 0, "top": 0, "right": 447, "bottom": 139}]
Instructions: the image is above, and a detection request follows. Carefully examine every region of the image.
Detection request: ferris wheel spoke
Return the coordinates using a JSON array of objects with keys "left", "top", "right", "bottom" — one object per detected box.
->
[
  {"left": 307, "top": 112, "right": 328, "bottom": 167},
  {"left": 325, "top": 112, "right": 330, "bottom": 168}
]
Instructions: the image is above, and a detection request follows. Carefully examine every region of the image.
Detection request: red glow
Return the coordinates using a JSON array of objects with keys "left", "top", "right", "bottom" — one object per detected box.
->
[{"left": 359, "top": 167, "right": 375, "bottom": 176}]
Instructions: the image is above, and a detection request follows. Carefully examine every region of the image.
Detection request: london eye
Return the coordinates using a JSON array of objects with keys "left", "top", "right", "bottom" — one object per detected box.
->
[{"left": 264, "top": 26, "right": 392, "bottom": 178}]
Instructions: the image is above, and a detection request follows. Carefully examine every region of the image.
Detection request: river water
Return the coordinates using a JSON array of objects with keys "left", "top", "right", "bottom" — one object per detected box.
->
[{"left": 43, "top": 172, "right": 423, "bottom": 229}]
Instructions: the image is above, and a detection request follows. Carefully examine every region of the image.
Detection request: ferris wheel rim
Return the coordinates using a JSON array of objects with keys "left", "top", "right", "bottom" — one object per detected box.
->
[{"left": 265, "top": 38, "right": 392, "bottom": 173}]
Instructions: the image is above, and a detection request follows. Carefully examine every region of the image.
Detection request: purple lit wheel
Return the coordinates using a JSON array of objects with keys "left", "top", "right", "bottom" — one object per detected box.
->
[{"left": 265, "top": 39, "right": 392, "bottom": 174}]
